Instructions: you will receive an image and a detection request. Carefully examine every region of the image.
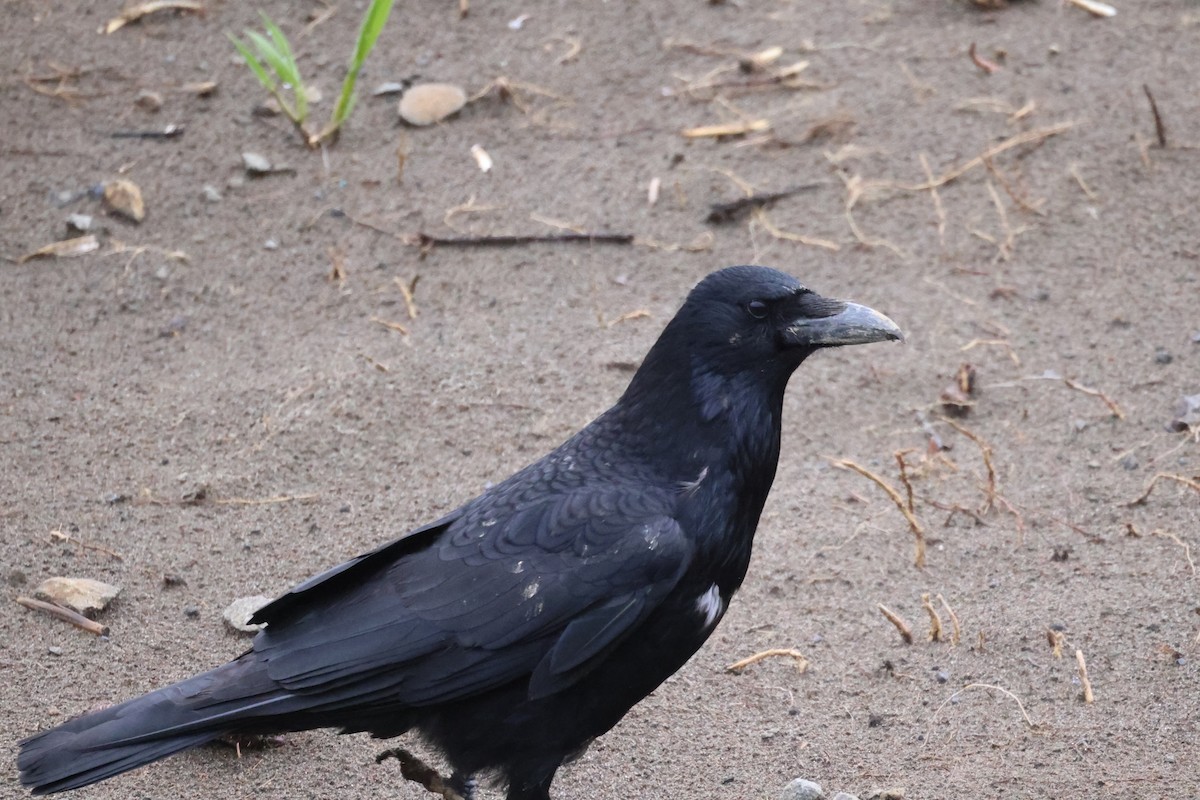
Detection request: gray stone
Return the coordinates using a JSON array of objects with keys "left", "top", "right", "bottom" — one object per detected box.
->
[{"left": 781, "top": 778, "right": 825, "bottom": 800}]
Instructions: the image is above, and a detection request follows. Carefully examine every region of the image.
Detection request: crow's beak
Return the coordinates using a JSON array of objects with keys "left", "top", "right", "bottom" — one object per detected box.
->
[{"left": 785, "top": 301, "right": 904, "bottom": 347}]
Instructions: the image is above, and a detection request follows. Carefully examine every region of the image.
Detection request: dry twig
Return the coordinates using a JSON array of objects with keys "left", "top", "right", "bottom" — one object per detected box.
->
[
  {"left": 1125, "top": 473, "right": 1200, "bottom": 507},
  {"left": 921, "top": 593, "right": 943, "bottom": 642},
  {"left": 16, "top": 597, "right": 109, "bottom": 636},
  {"left": 725, "top": 648, "right": 810, "bottom": 674},
  {"left": 937, "top": 594, "right": 961, "bottom": 645},
  {"left": 878, "top": 603, "right": 914, "bottom": 644},
  {"left": 1075, "top": 649, "right": 1095, "bottom": 703},
  {"left": 830, "top": 458, "right": 926, "bottom": 567}
]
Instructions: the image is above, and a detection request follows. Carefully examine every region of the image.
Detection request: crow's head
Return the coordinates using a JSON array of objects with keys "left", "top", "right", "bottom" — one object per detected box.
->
[{"left": 662, "top": 265, "right": 902, "bottom": 381}]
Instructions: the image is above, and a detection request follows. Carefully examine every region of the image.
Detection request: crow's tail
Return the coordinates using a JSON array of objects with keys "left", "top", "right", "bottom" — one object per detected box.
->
[{"left": 18, "top": 653, "right": 293, "bottom": 795}]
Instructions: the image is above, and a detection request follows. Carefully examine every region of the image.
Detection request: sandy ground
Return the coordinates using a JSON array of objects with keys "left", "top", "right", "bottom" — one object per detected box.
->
[{"left": 2, "top": 1, "right": 1199, "bottom": 798}]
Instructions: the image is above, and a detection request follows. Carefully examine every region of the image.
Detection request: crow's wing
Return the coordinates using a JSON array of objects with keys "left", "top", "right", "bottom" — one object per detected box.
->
[{"left": 252, "top": 485, "right": 692, "bottom": 707}]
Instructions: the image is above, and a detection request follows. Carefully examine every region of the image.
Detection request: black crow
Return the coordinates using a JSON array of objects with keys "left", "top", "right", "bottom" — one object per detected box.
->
[{"left": 18, "top": 266, "right": 901, "bottom": 799}]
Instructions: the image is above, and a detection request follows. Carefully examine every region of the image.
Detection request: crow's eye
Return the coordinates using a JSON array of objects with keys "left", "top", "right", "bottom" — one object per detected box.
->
[{"left": 746, "top": 300, "right": 768, "bottom": 320}]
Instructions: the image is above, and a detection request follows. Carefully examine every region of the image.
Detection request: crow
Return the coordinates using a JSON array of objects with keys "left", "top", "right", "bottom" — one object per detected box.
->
[{"left": 18, "top": 266, "right": 901, "bottom": 799}]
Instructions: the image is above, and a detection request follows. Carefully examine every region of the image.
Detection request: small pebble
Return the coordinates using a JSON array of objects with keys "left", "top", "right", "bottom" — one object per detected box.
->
[
  {"left": 781, "top": 778, "right": 825, "bottom": 800},
  {"left": 47, "top": 646, "right": 64, "bottom": 657},
  {"left": 832, "top": 794, "right": 861, "bottom": 800},
  {"left": 223, "top": 595, "right": 272, "bottom": 633},
  {"left": 263, "top": 238, "right": 279, "bottom": 251},
  {"left": 242, "top": 152, "right": 273, "bottom": 175},
  {"left": 1155, "top": 348, "right": 1173, "bottom": 365},
  {"left": 35, "top": 577, "right": 122, "bottom": 618},
  {"left": 399, "top": 83, "right": 467, "bottom": 126},
  {"left": 66, "top": 213, "right": 93, "bottom": 233},
  {"left": 134, "top": 89, "right": 163, "bottom": 112},
  {"left": 935, "top": 669, "right": 949, "bottom": 684},
  {"left": 1119, "top": 454, "right": 1139, "bottom": 471},
  {"left": 202, "top": 185, "right": 222, "bottom": 203},
  {"left": 372, "top": 81, "right": 407, "bottom": 96},
  {"left": 183, "top": 605, "right": 200, "bottom": 618}
]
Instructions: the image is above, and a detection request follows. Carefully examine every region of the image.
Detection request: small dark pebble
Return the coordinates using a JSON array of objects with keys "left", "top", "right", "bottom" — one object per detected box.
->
[
  {"left": 935, "top": 670, "right": 949, "bottom": 684},
  {"left": 103, "top": 492, "right": 130, "bottom": 505},
  {"left": 1119, "top": 454, "right": 1139, "bottom": 471},
  {"left": 1155, "top": 348, "right": 1173, "bottom": 365},
  {"left": 339, "top": 504, "right": 352, "bottom": 513},
  {"left": 162, "top": 574, "right": 187, "bottom": 588},
  {"left": 1051, "top": 546, "right": 1071, "bottom": 562},
  {"left": 184, "top": 605, "right": 200, "bottom": 618}
]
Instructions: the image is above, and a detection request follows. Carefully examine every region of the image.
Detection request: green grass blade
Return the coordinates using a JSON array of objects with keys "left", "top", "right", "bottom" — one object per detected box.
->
[
  {"left": 330, "top": 0, "right": 395, "bottom": 129},
  {"left": 227, "top": 34, "right": 276, "bottom": 92},
  {"left": 258, "top": 13, "right": 307, "bottom": 120},
  {"left": 350, "top": 0, "right": 395, "bottom": 70}
]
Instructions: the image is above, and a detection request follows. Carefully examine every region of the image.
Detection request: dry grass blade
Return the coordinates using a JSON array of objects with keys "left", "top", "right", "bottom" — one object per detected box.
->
[
  {"left": 929, "top": 683, "right": 1037, "bottom": 735},
  {"left": 878, "top": 603, "right": 913, "bottom": 644},
  {"left": 906, "top": 122, "right": 1075, "bottom": 191},
  {"left": 1124, "top": 472, "right": 1200, "bottom": 507},
  {"left": 104, "top": 1, "right": 205, "bottom": 34},
  {"left": 681, "top": 119, "right": 771, "bottom": 138},
  {"left": 17, "top": 235, "right": 100, "bottom": 263},
  {"left": 725, "top": 648, "right": 810, "bottom": 674},
  {"left": 830, "top": 457, "right": 926, "bottom": 567}
]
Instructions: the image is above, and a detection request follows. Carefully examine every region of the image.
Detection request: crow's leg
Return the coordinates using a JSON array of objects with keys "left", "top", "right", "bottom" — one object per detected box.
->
[
  {"left": 504, "top": 762, "right": 556, "bottom": 800},
  {"left": 375, "top": 747, "right": 465, "bottom": 800},
  {"left": 449, "top": 771, "right": 478, "bottom": 800}
]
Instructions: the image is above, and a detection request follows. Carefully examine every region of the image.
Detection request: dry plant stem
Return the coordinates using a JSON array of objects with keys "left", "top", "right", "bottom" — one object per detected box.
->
[
  {"left": 1047, "top": 629, "right": 1065, "bottom": 658},
  {"left": 370, "top": 317, "right": 410, "bottom": 335},
  {"left": 894, "top": 450, "right": 916, "bottom": 514},
  {"left": 937, "top": 417, "right": 997, "bottom": 514},
  {"left": 921, "top": 593, "right": 943, "bottom": 642},
  {"left": 831, "top": 458, "right": 926, "bottom": 567},
  {"left": 725, "top": 648, "right": 810, "bottom": 674},
  {"left": 878, "top": 604, "right": 914, "bottom": 644},
  {"left": 752, "top": 209, "right": 841, "bottom": 252},
  {"left": 48, "top": 530, "right": 123, "bottom": 560},
  {"left": 376, "top": 747, "right": 465, "bottom": 800},
  {"left": 1150, "top": 529, "right": 1196, "bottom": 576},
  {"left": 706, "top": 184, "right": 821, "bottom": 224},
  {"left": 1075, "top": 650, "right": 1095, "bottom": 703},
  {"left": 918, "top": 153, "right": 946, "bottom": 247},
  {"left": 937, "top": 594, "right": 961, "bottom": 645},
  {"left": 1125, "top": 472, "right": 1200, "bottom": 507},
  {"left": 930, "top": 683, "right": 1036, "bottom": 734},
  {"left": 906, "top": 122, "right": 1075, "bottom": 192},
  {"left": 211, "top": 494, "right": 319, "bottom": 506},
  {"left": 1062, "top": 378, "right": 1124, "bottom": 418},
  {"left": 16, "top": 597, "right": 109, "bottom": 636},
  {"left": 1142, "top": 85, "right": 1167, "bottom": 147}
]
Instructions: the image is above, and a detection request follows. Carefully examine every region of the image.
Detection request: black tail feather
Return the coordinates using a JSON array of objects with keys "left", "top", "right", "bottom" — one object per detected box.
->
[{"left": 18, "top": 654, "right": 288, "bottom": 795}]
